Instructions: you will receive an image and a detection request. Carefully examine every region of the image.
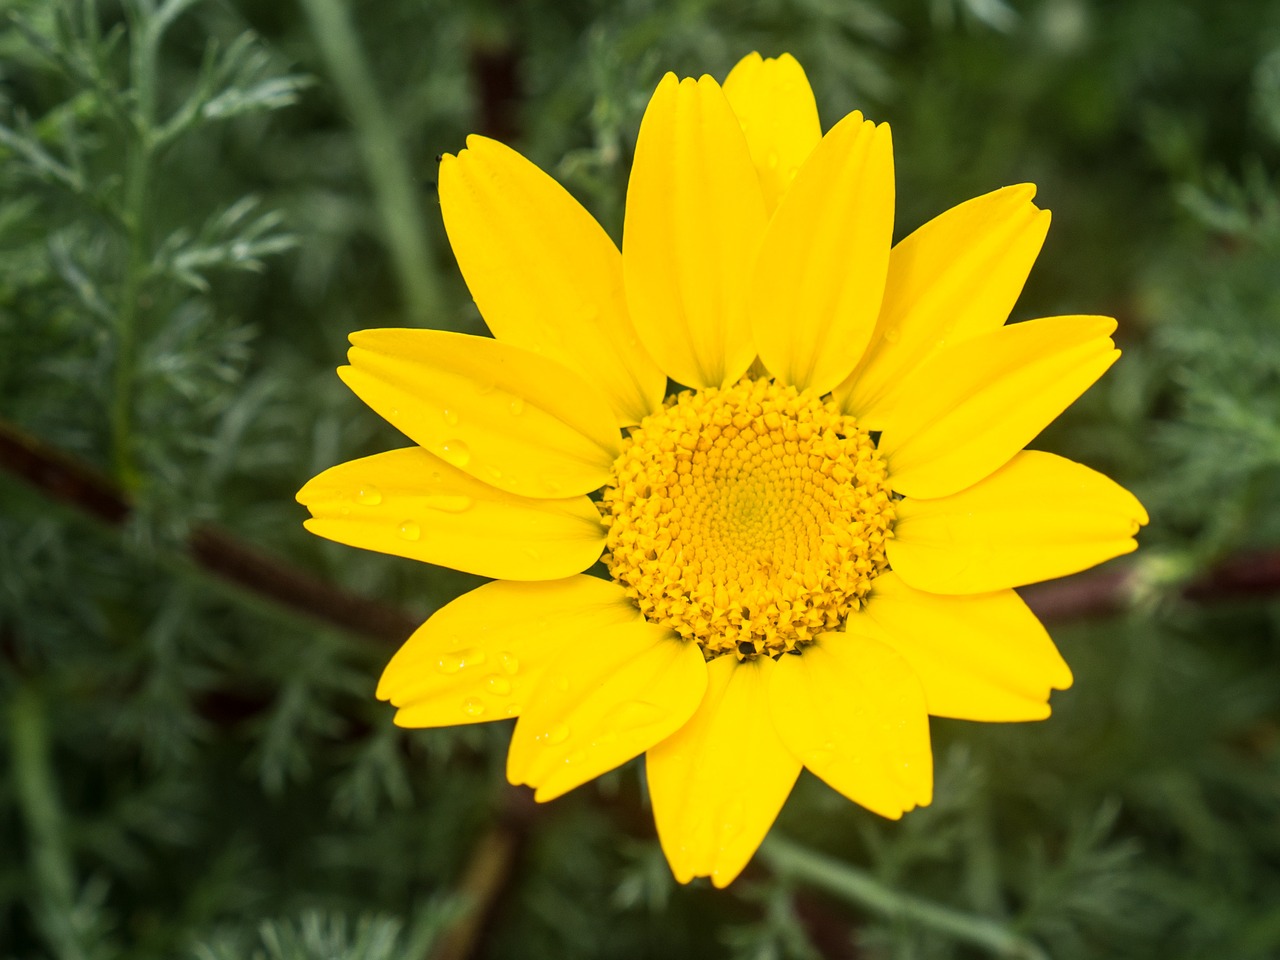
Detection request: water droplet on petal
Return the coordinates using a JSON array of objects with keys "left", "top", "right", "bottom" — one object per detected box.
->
[
  {"left": 564, "top": 749, "right": 588, "bottom": 765},
  {"left": 423, "top": 495, "right": 472, "bottom": 513},
  {"left": 499, "top": 652, "right": 519, "bottom": 675},
  {"left": 719, "top": 800, "right": 747, "bottom": 844},
  {"left": 487, "top": 675, "right": 512, "bottom": 695},
  {"left": 488, "top": 466, "right": 503, "bottom": 481},
  {"left": 356, "top": 486, "right": 383, "bottom": 505},
  {"left": 505, "top": 703, "right": 520, "bottom": 716},
  {"left": 443, "top": 408, "right": 460, "bottom": 427},
  {"left": 611, "top": 700, "right": 665, "bottom": 730},
  {"left": 476, "top": 381, "right": 496, "bottom": 396},
  {"left": 883, "top": 326, "right": 902, "bottom": 344},
  {"left": 463, "top": 698, "right": 485, "bottom": 717},
  {"left": 539, "top": 722, "right": 570, "bottom": 745},
  {"left": 398, "top": 520, "right": 421, "bottom": 541},
  {"left": 440, "top": 440, "right": 471, "bottom": 468},
  {"left": 508, "top": 397, "right": 525, "bottom": 416},
  {"left": 437, "top": 647, "right": 487, "bottom": 674}
]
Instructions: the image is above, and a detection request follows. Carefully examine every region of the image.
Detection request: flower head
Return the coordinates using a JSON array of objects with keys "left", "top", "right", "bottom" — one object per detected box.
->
[{"left": 297, "top": 52, "right": 1147, "bottom": 887}]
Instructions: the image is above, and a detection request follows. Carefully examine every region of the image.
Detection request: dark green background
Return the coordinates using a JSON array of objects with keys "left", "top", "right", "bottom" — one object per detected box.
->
[{"left": 2, "top": 1, "right": 1279, "bottom": 957}]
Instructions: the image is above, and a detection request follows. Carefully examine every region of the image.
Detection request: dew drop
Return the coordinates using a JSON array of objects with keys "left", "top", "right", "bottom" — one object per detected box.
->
[
  {"left": 440, "top": 440, "right": 471, "bottom": 468},
  {"left": 540, "top": 722, "right": 570, "bottom": 745},
  {"left": 398, "top": 520, "right": 421, "bottom": 541},
  {"left": 423, "top": 495, "right": 473, "bottom": 514},
  {"left": 355, "top": 485, "right": 383, "bottom": 505},
  {"left": 443, "top": 408, "right": 460, "bottom": 427},
  {"left": 505, "top": 703, "right": 520, "bottom": 716},
  {"left": 438, "top": 647, "right": 487, "bottom": 673},
  {"left": 463, "top": 698, "right": 485, "bottom": 717},
  {"left": 564, "top": 749, "right": 588, "bottom": 765},
  {"left": 339, "top": 506, "right": 351, "bottom": 516},
  {"left": 488, "top": 466, "right": 503, "bottom": 481},
  {"left": 508, "top": 397, "right": 525, "bottom": 416},
  {"left": 487, "top": 675, "right": 512, "bottom": 695},
  {"left": 766, "top": 150, "right": 780, "bottom": 170},
  {"left": 499, "top": 652, "right": 520, "bottom": 675},
  {"left": 476, "top": 381, "right": 497, "bottom": 396},
  {"left": 883, "top": 325, "right": 902, "bottom": 344},
  {"left": 810, "top": 740, "right": 839, "bottom": 766},
  {"left": 719, "top": 800, "right": 747, "bottom": 842},
  {"left": 611, "top": 700, "right": 665, "bottom": 729}
]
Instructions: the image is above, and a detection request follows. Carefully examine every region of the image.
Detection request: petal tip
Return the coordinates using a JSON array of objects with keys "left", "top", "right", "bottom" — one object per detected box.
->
[
  {"left": 532, "top": 782, "right": 570, "bottom": 803},
  {"left": 710, "top": 864, "right": 745, "bottom": 889}
]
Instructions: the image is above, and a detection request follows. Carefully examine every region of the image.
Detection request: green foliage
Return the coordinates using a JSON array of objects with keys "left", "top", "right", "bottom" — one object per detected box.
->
[{"left": 2, "top": 1, "right": 1279, "bottom": 959}]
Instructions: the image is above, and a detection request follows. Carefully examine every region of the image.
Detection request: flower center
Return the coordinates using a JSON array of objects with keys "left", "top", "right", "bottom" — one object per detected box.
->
[{"left": 601, "top": 378, "right": 895, "bottom": 659}]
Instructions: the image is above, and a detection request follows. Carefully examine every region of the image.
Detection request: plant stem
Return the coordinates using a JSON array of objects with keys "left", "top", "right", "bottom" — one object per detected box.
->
[
  {"left": 110, "top": 2, "right": 163, "bottom": 490},
  {"left": 299, "top": 0, "right": 443, "bottom": 324},
  {"left": 9, "top": 686, "right": 90, "bottom": 960},
  {"left": 759, "top": 835, "right": 1049, "bottom": 960}
]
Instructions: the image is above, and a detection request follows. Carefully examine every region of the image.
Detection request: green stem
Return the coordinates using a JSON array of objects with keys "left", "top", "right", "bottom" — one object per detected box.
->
[
  {"left": 9, "top": 686, "right": 89, "bottom": 960},
  {"left": 299, "top": 0, "right": 443, "bottom": 324},
  {"left": 759, "top": 835, "right": 1049, "bottom": 960},
  {"left": 110, "top": 139, "right": 150, "bottom": 490},
  {"left": 110, "top": 3, "right": 162, "bottom": 490}
]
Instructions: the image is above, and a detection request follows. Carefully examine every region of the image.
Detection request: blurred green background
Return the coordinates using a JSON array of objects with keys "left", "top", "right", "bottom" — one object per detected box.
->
[{"left": 2, "top": 0, "right": 1279, "bottom": 957}]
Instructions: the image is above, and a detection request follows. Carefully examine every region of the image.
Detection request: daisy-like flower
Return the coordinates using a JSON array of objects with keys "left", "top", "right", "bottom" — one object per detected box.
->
[{"left": 298, "top": 52, "right": 1147, "bottom": 887}]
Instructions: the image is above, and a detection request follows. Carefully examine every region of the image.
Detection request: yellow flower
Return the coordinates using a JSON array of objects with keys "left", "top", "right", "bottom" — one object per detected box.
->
[{"left": 298, "top": 52, "right": 1147, "bottom": 887}]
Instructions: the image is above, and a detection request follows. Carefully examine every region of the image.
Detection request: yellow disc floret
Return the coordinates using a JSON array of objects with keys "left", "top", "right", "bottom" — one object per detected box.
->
[{"left": 601, "top": 378, "right": 895, "bottom": 659}]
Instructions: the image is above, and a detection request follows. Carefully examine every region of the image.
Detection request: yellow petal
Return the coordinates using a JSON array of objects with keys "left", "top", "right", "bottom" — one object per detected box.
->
[
  {"left": 888, "top": 450, "right": 1149, "bottom": 595},
  {"left": 850, "top": 572, "right": 1072, "bottom": 721},
  {"left": 297, "top": 448, "right": 604, "bottom": 580},
  {"left": 507, "top": 625, "right": 706, "bottom": 802},
  {"left": 340, "top": 329, "right": 621, "bottom": 498},
  {"left": 750, "top": 111, "right": 894, "bottom": 395},
  {"left": 646, "top": 655, "right": 801, "bottom": 888},
  {"left": 379, "top": 576, "right": 638, "bottom": 727},
  {"left": 722, "top": 52, "right": 822, "bottom": 215},
  {"left": 836, "top": 185, "right": 1052, "bottom": 427},
  {"left": 769, "top": 633, "right": 932, "bottom": 819},
  {"left": 438, "top": 136, "right": 665, "bottom": 427},
  {"left": 623, "top": 73, "right": 768, "bottom": 389},
  {"left": 878, "top": 315, "right": 1120, "bottom": 499}
]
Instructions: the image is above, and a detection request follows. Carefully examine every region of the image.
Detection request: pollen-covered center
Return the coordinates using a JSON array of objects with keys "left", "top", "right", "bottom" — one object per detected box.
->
[{"left": 601, "top": 378, "right": 895, "bottom": 659}]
